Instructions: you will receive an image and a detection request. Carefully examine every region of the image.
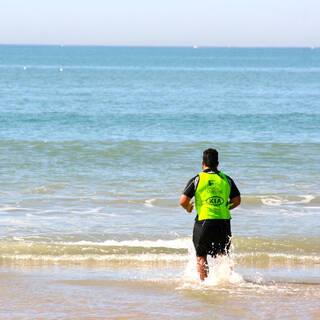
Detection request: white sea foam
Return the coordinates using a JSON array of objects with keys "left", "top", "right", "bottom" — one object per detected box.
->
[
  {"left": 0, "top": 253, "right": 188, "bottom": 263},
  {"left": 261, "top": 197, "right": 283, "bottom": 206},
  {"left": 42, "top": 210, "right": 63, "bottom": 214},
  {"left": 261, "top": 195, "right": 315, "bottom": 206},
  {"left": 71, "top": 207, "right": 104, "bottom": 214},
  {"left": 252, "top": 272, "right": 265, "bottom": 284},
  {"left": 12, "top": 236, "right": 25, "bottom": 241},
  {"left": 3, "top": 251, "right": 318, "bottom": 265},
  {"left": 60, "top": 237, "right": 191, "bottom": 249},
  {"left": 235, "top": 252, "right": 320, "bottom": 263},
  {"left": 299, "top": 195, "right": 316, "bottom": 203},
  {"left": 0, "top": 206, "right": 31, "bottom": 212},
  {"left": 144, "top": 199, "right": 156, "bottom": 207}
]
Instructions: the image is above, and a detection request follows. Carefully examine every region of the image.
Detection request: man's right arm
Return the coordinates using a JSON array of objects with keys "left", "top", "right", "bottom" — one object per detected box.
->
[
  {"left": 180, "top": 194, "right": 194, "bottom": 213},
  {"left": 180, "top": 175, "right": 198, "bottom": 213}
]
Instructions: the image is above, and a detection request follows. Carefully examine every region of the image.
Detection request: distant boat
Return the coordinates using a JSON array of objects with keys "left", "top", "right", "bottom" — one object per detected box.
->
[
  {"left": 59, "top": 67, "right": 64, "bottom": 72},
  {"left": 23, "top": 66, "right": 27, "bottom": 70},
  {"left": 193, "top": 45, "right": 198, "bottom": 49}
]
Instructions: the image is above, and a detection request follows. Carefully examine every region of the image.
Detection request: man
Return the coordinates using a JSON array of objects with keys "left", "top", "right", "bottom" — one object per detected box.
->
[{"left": 180, "top": 148, "right": 241, "bottom": 281}]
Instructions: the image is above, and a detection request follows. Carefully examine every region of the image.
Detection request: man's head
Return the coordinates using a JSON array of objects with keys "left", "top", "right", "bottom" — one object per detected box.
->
[{"left": 202, "top": 148, "right": 219, "bottom": 169}]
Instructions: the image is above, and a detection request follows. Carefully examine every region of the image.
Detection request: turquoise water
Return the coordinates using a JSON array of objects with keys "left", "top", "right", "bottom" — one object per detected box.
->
[{"left": 0, "top": 45, "right": 319, "bottom": 319}]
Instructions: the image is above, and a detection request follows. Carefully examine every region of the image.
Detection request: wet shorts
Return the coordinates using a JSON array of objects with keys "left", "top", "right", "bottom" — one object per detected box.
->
[{"left": 192, "top": 219, "right": 232, "bottom": 257}]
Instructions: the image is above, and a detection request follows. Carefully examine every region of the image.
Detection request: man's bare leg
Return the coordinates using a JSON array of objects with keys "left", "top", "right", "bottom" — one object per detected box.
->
[{"left": 196, "top": 256, "right": 208, "bottom": 281}]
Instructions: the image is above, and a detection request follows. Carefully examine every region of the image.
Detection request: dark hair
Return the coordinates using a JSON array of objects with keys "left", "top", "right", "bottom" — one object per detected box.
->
[{"left": 203, "top": 148, "right": 219, "bottom": 169}]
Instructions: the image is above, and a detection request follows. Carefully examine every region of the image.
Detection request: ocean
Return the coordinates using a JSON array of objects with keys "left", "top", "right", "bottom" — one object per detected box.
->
[{"left": 0, "top": 45, "right": 319, "bottom": 319}]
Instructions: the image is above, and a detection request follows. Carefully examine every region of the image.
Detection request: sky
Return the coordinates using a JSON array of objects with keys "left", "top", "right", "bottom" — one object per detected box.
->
[{"left": 0, "top": 0, "right": 319, "bottom": 47}]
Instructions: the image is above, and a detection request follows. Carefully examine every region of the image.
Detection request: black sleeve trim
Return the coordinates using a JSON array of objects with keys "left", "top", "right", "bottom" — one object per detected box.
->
[
  {"left": 183, "top": 175, "right": 199, "bottom": 199},
  {"left": 226, "top": 175, "right": 240, "bottom": 199}
]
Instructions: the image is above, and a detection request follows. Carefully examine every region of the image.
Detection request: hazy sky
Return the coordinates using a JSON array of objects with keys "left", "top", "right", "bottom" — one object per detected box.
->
[{"left": 1, "top": 0, "right": 319, "bottom": 47}]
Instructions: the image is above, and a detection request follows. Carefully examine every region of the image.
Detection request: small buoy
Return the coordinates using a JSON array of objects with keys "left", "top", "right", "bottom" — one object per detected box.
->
[
  {"left": 59, "top": 67, "right": 64, "bottom": 72},
  {"left": 23, "top": 66, "right": 27, "bottom": 70}
]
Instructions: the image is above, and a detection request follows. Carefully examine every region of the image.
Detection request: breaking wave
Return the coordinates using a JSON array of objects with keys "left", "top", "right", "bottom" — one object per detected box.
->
[{"left": 0, "top": 237, "right": 319, "bottom": 268}]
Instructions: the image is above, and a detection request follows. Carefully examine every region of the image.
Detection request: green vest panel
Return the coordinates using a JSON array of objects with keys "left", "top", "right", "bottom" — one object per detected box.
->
[{"left": 195, "top": 171, "right": 231, "bottom": 220}]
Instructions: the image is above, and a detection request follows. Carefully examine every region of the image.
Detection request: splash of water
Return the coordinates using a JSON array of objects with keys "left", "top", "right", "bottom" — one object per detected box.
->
[{"left": 180, "top": 245, "right": 244, "bottom": 289}]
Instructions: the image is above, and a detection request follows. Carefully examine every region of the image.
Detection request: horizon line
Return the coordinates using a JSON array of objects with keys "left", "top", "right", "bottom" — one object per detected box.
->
[{"left": 0, "top": 43, "right": 318, "bottom": 49}]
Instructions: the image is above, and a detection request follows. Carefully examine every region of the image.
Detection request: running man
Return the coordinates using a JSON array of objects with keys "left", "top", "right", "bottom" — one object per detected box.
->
[{"left": 180, "top": 148, "right": 241, "bottom": 281}]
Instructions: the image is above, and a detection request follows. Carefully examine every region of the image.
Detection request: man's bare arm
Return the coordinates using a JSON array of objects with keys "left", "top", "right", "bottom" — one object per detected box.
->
[
  {"left": 228, "top": 195, "right": 241, "bottom": 210},
  {"left": 180, "top": 194, "right": 194, "bottom": 213}
]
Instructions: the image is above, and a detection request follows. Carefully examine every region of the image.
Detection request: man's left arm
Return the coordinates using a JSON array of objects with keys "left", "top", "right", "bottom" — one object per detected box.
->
[{"left": 228, "top": 195, "right": 241, "bottom": 210}]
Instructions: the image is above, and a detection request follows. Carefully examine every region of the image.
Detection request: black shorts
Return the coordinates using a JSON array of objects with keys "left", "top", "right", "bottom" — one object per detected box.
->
[{"left": 192, "top": 219, "right": 232, "bottom": 257}]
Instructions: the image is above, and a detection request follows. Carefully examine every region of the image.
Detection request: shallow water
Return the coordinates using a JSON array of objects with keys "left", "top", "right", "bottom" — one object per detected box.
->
[{"left": 0, "top": 258, "right": 319, "bottom": 320}]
